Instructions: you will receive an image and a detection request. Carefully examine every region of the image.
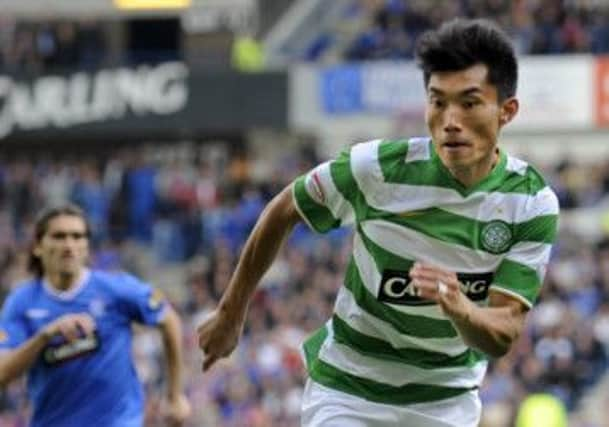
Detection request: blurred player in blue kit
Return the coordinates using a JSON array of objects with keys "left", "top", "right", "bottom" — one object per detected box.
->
[{"left": 0, "top": 204, "right": 191, "bottom": 427}]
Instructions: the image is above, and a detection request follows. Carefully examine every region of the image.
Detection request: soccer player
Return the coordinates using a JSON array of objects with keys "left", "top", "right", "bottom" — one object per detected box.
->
[
  {"left": 0, "top": 204, "right": 191, "bottom": 427},
  {"left": 197, "top": 18, "right": 559, "bottom": 427}
]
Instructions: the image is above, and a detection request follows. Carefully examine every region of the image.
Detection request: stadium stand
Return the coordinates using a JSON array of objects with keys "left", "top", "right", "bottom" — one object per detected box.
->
[
  {"left": 0, "top": 137, "right": 605, "bottom": 426},
  {"left": 277, "top": 0, "right": 609, "bottom": 63},
  {"left": 0, "top": 19, "right": 109, "bottom": 72}
]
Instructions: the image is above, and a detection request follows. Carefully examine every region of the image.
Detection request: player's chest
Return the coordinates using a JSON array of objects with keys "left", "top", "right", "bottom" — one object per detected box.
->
[
  {"left": 25, "top": 294, "right": 126, "bottom": 334},
  {"left": 27, "top": 295, "right": 128, "bottom": 366}
]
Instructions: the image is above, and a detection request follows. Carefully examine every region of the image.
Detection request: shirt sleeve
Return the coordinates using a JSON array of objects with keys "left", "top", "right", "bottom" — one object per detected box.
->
[
  {"left": 292, "top": 148, "right": 357, "bottom": 233},
  {"left": 0, "top": 292, "right": 30, "bottom": 350},
  {"left": 116, "top": 273, "right": 168, "bottom": 326},
  {"left": 491, "top": 188, "right": 560, "bottom": 308}
]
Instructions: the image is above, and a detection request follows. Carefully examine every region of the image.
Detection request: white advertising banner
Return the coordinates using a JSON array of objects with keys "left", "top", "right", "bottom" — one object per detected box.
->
[
  {"left": 511, "top": 56, "right": 594, "bottom": 131},
  {"left": 0, "top": 62, "right": 189, "bottom": 138},
  {"left": 290, "top": 62, "right": 426, "bottom": 155},
  {"left": 289, "top": 56, "right": 597, "bottom": 155},
  {"left": 360, "top": 62, "right": 426, "bottom": 113}
]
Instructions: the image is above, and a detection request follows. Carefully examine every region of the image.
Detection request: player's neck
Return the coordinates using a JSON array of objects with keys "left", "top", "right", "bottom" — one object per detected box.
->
[
  {"left": 45, "top": 270, "right": 84, "bottom": 291},
  {"left": 449, "top": 148, "right": 498, "bottom": 188}
]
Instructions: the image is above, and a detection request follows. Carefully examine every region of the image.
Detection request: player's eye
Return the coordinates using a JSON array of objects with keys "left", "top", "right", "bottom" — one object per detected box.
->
[
  {"left": 429, "top": 98, "right": 445, "bottom": 108},
  {"left": 462, "top": 99, "right": 479, "bottom": 109},
  {"left": 50, "top": 232, "right": 87, "bottom": 240}
]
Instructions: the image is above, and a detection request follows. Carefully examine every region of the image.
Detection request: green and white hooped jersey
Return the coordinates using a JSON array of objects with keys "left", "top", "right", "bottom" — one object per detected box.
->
[{"left": 292, "top": 137, "right": 559, "bottom": 406}]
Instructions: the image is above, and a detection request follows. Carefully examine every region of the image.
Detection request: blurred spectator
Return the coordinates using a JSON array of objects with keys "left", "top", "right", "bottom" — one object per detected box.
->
[
  {"left": 515, "top": 393, "right": 568, "bottom": 427},
  {"left": 0, "top": 19, "right": 108, "bottom": 73},
  {"left": 340, "top": 0, "right": 609, "bottom": 61},
  {"left": 123, "top": 150, "right": 157, "bottom": 244},
  {"left": 231, "top": 31, "right": 265, "bottom": 72},
  {"left": 71, "top": 161, "right": 110, "bottom": 246}
]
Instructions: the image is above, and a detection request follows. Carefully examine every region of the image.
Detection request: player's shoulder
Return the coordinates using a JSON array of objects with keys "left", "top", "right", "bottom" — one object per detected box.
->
[
  {"left": 344, "top": 136, "right": 432, "bottom": 184},
  {"left": 2, "top": 278, "right": 41, "bottom": 309},
  {"left": 348, "top": 136, "right": 431, "bottom": 164},
  {"left": 503, "top": 153, "right": 559, "bottom": 212},
  {"left": 89, "top": 269, "right": 147, "bottom": 293},
  {"left": 503, "top": 153, "right": 551, "bottom": 191},
  {"left": 350, "top": 136, "right": 429, "bottom": 152}
]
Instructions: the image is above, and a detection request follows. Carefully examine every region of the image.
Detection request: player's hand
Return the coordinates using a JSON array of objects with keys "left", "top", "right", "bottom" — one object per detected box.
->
[
  {"left": 409, "top": 263, "right": 473, "bottom": 322},
  {"left": 161, "top": 393, "right": 191, "bottom": 427},
  {"left": 41, "top": 313, "right": 96, "bottom": 342},
  {"left": 197, "top": 309, "right": 244, "bottom": 372}
]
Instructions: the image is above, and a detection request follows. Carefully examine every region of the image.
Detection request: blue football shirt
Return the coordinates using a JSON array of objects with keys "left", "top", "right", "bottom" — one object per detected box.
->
[{"left": 0, "top": 269, "right": 168, "bottom": 427}]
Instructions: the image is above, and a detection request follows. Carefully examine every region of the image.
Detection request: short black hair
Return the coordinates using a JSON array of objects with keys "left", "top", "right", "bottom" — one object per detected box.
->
[
  {"left": 415, "top": 18, "right": 518, "bottom": 101},
  {"left": 28, "top": 204, "right": 91, "bottom": 277}
]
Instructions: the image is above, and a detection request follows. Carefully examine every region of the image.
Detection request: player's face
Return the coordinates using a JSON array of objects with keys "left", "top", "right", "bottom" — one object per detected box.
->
[
  {"left": 34, "top": 214, "right": 89, "bottom": 278},
  {"left": 425, "top": 63, "right": 518, "bottom": 182}
]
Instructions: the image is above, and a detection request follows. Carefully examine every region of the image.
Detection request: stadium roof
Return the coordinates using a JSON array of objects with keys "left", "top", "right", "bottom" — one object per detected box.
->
[{"left": 0, "top": 0, "right": 254, "bottom": 19}]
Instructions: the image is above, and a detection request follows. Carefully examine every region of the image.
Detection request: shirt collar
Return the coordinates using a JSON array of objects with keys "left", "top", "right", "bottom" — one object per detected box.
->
[{"left": 42, "top": 269, "right": 91, "bottom": 300}]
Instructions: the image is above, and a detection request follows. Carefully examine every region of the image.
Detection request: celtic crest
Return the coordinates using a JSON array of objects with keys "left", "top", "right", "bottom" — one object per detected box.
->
[{"left": 481, "top": 220, "right": 512, "bottom": 254}]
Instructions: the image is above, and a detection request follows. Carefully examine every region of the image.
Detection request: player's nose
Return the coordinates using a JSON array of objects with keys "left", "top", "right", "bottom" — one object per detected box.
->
[{"left": 442, "top": 106, "right": 462, "bottom": 132}]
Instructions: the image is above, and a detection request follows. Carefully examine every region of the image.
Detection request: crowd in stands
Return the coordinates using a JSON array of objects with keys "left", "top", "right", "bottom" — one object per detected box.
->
[
  {"left": 0, "top": 140, "right": 605, "bottom": 426},
  {"left": 0, "top": 18, "right": 108, "bottom": 73},
  {"left": 4, "top": 0, "right": 609, "bottom": 75},
  {"left": 334, "top": 0, "right": 609, "bottom": 61}
]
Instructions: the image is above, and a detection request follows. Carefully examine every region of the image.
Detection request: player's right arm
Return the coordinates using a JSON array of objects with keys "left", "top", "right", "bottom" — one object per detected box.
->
[
  {"left": 198, "top": 145, "right": 359, "bottom": 371},
  {"left": 197, "top": 185, "right": 302, "bottom": 371},
  {"left": 0, "top": 311, "right": 95, "bottom": 385}
]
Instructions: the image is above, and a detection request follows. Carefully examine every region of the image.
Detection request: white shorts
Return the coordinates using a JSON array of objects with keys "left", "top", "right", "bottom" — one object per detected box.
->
[{"left": 301, "top": 379, "right": 481, "bottom": 427}]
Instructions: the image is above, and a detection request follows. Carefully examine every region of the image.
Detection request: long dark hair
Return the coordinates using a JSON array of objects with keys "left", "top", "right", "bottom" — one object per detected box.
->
[
  {"left": 27, "top": 204, "right": 92, "bottom": 278},
  {"left": 415, "top": 18, "right": 518, "bottom": 101}
]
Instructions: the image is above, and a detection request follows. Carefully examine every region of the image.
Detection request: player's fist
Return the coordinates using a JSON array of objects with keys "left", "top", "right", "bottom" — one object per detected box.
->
[
  {"left": 409, "top": 263, "right": 473, "bottom": 322},
  {"left": 41, "top": 313, "right": 96, "bottom": 342},
  {"left": 161, "top": 393, "right": 191, "bottom": 427},
  {"left": 197, "top": 309, "right": 243, "bottom": 372}
]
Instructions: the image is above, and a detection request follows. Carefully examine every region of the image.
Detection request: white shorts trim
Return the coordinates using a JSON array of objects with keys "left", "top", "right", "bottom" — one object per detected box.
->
[{"left": 301, "top": 379, "right": 481, "bottom": 427}]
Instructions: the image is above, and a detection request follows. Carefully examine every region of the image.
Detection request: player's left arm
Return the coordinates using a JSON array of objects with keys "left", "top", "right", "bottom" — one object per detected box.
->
[
  {"left": 456, "top": 291, "right": 528, "bottom": 357},
  {"left": 157, "top": 306, "right": 191, "bottom": 425},
  {"left": 117, "top": 274, "right": 191, "bottom": 425},
  {"left": 411, "top": 187, "right": 559, "bottom": 357},
  {"left": 410, "top": 264, "right": 527, "bottom": 357}
]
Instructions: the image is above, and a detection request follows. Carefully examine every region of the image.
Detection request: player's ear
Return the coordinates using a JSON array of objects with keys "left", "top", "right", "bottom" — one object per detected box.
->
[
  {"left": 499, "top": 97, "right": 518, "bottom": 126},
  {"left": 32, "top": 244, "right": 43, "bottom": 257}
]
